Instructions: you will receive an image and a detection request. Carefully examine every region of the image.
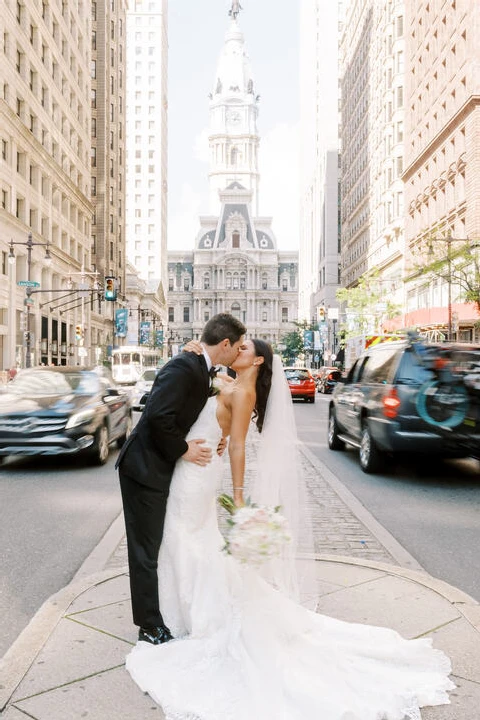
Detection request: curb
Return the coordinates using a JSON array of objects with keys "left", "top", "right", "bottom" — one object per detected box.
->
[
  {"left": 298, "top": 443, "right": 424, "bottom": 571},
  {"left": 314, "top": 554, "right": 480, "bottom": 633}
]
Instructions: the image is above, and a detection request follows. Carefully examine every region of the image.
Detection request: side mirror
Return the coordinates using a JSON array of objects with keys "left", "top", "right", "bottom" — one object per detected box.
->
[{"left": 106, "top": 387, "right": 120, "bottom": 396}]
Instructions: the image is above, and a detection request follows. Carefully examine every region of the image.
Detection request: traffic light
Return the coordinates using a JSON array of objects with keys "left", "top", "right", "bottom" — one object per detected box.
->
[
  {"left": 75, "top": 324, "right": 83, "bottom": 341},
  {"left": 104, "top": 276, "right": 117, "bottom": 301},
  {"left": 317, "top": 306, "right": 326, "bottom": 323}
]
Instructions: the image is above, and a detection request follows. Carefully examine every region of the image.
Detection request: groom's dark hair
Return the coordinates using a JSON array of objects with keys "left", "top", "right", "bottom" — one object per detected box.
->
[{"left": 201, "top": 313, "right": 246, "bottom": 346}]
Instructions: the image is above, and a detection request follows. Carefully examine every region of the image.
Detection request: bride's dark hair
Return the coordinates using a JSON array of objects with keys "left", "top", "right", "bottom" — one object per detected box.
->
[{"left": 252, "top": 339, "right": 274, "bottom": 433}]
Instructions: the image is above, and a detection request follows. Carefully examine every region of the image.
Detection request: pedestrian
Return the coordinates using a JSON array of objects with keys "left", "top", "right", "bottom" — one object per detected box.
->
[{"left": 116, "top": 313, "right": 246, "bottom": 645}]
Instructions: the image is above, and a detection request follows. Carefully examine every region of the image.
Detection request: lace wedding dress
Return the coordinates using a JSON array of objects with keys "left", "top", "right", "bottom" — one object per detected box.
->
[{"left": 126, "top": 396, "right": 454, "bottom": 720}]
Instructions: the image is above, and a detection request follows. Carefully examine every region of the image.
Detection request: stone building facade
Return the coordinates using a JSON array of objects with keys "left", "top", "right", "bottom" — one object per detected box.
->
[
  {"left": 0, "top": 0, "right": 128, "bottom": 369},
  {"left": 340, "top": 0, "right": 405, "bottom": 300},
  {"left": 167, "top": 7, "right": 298, "bottom": 351},
  {"left": 402, "top": 0, "right": 480, "bottom": 340}
]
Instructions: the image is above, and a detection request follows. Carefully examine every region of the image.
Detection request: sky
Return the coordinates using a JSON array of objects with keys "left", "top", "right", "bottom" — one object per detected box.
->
[{"left": 167, "top": 0, "right": 300, "bottom": 252}]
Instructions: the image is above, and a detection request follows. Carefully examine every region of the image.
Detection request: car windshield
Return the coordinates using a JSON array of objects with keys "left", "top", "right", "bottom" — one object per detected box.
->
[
  {"left": 7, "top": 370, "right": 100, "bottom": 396},
  {"left": 284, "top": 369, "right": 310, "bottom": 380}
]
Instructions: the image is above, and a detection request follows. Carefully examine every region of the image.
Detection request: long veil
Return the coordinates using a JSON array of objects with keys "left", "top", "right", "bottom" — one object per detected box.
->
[{"left": 250, "top": 355, "right": 317, "bottom": 608}]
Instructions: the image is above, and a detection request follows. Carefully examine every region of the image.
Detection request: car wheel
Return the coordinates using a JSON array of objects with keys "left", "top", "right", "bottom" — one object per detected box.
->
[
  {"left": 328, "top": 409, "right": 345, "bottom": 450},
  {"left": 117, "top": 413, "right": 133, "bottom": 449},
  {"left": 359, "top": 422, "right": 383, "bottom": 474},
  {"left": 309, "top": 395, "right": 315, "bottom": 403},
  {"left": 90, "top": 424, "right": 109, "bottom": 465}
]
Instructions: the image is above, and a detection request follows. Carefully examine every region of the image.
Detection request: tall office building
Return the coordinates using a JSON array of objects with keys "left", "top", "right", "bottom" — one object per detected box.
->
[
  {"left": 299, "top": 0, "right": 342, "bottom": 354},
  {"left": 91, "top": 0, "right": 128, "bottom": 358},
  {"left": 0, "top": 0, "right": 92, "bottom": 368},
  {"left": 125, "top": 0, "right": 168, "bottom": 297},
  {"left": 340, "top": 0, "right": 405, "bottom": 302},
  {"left": 402, "top": 0, "right": 480, "bottom": 341}
]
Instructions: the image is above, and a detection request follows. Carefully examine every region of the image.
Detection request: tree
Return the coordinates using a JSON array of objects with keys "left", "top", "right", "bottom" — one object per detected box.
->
[
  {"left": 409, "top": 238, "right": 480, "bottom": 316},
  {"left": 336, "top": 270, "right": 401, "bottom": 339},
  {"left": 278, "top": 328, "right": 304, "bottom": 365}
]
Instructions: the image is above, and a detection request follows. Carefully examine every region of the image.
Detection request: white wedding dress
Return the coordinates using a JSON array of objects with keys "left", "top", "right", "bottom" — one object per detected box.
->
[{"left": 126, "top": 397, "right": 454, "bottom": 720}]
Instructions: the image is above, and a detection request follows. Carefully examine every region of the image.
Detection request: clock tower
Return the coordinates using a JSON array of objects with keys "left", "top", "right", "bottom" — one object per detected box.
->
[{"left": 208, "top": 11, "right": 260, "bottom": 215}]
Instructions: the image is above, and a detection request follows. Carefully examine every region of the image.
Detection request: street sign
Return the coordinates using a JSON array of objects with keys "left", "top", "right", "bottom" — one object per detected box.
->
[
  {"left": 24, "top": 298, "right": 34, "bottom": 306},
  {"left": 17, "top": 280, "right": 40, "bottom": 287}
]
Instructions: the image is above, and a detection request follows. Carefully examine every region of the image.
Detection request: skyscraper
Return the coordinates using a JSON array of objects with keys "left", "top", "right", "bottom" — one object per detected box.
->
[{"left": 125, "top": 0, "right": 168, "bottom": 295}]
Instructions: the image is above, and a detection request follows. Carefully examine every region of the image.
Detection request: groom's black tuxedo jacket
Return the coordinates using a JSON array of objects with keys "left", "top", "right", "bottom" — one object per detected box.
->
[{"left": 116, "top": 352, "right": 210, "bottom": 490}]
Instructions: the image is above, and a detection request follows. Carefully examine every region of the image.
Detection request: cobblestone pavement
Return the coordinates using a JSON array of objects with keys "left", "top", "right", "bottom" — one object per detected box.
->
[{"left": 106, "top": 437, "right": 396, "bottom": 571}]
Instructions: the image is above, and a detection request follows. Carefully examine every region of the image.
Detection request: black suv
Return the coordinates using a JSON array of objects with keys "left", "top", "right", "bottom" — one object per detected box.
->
[{"left": 328, "top": 338, "right": 480, "bottom": 473}]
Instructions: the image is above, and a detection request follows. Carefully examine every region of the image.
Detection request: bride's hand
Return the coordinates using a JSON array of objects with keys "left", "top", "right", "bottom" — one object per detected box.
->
[
  {"left": 182, "top": 340, "right": 203, "bottom": 355},
  {"left": 216, "top": 436, "right": 228, "bottom": 456}
]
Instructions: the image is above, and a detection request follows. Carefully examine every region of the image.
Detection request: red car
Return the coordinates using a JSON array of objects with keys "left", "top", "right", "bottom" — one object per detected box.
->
[{"left": 283, "top": 367, "right": 316, "bottom": 403}]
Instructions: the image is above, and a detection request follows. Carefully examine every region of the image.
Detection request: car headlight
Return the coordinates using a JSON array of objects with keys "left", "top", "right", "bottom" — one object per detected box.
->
[{"left": 66, "top": 409, "right": 96, "bottom": 429}]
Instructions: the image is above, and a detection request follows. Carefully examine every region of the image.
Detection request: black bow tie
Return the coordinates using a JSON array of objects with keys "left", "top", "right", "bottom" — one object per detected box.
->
[{"left": 209, "top": 366, "right": 218, "bottom": 379}]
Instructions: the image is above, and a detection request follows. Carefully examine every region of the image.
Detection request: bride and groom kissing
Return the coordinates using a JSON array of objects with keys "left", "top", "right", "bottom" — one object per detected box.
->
[{"left": 116, "top": 312, "right": 454, "bottom": 720}]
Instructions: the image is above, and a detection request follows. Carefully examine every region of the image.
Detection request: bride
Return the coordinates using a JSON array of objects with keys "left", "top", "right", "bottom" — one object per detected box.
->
[{"left": 125, "top": 339, "right": 454, "bottom": 720}]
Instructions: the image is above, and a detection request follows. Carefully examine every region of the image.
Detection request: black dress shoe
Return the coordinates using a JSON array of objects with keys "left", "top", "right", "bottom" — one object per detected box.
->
[{"left": 138, "top": 625, "right": 174, "bottom": 645}]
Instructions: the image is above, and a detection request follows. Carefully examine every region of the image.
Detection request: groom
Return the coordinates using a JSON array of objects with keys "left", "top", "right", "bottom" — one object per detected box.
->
[{"left": 116, "top": 313, "right": 246, "bottom": 645}]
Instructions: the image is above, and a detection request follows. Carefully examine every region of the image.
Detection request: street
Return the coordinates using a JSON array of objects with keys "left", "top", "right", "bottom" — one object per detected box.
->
[
  {"left": 0, "top": 451, "right": 123, "bottom": 659},
  {"left": 1, "top": 400, "right": 479, "bottom": 661},
  {"left": 294, "top": 394, "right": 480, "bottom": 603}
]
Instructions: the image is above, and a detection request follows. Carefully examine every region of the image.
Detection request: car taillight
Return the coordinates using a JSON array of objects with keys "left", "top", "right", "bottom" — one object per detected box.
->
[{"left": 383, "top": 388, "right": 401, "bottom": 418}]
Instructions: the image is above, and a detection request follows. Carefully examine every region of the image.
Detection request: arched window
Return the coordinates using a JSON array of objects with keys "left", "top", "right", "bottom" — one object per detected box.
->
[
  {"left": 232, "top": 231, "right": 240, "bottom": 248},
  {"left": 240, "top": 272, "right": 246, "bottom": 289},
  {"left": 232, "top": 272, "right": 239, "bottom": 289},
  {"left": 226, "top": 272, "right": 232, "bottom": 289},
  {"left": 261, "top": 272, "right": 268, "bottom": 290},
  {"left": 231, "top": 302, "right": 241, "bottom": 320},
  {"left": 231, "top": 147, "right": 238, "bottom": 165},
  {"left": 203, "top": 272, "right": 210, "bottom": 290}
]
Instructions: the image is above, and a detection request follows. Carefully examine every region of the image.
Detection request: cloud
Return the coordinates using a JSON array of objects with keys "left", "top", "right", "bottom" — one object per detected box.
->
[
  {"left": 259, "top": 122, "right": 299, "bottom": 250},
  {"left": 168, "top": 123, "right": 300, "bottom": 252},
  {"left": 168, "top": 182, "right": 204, "bottom": 251},
  {"left": 194, "top": 128, "right": 210, "bottom": 163}
]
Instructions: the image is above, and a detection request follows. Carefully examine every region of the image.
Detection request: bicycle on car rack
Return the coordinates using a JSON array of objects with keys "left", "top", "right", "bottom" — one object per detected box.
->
[{"left": 407, "top": 332, "right": 480, "bottom": 455}]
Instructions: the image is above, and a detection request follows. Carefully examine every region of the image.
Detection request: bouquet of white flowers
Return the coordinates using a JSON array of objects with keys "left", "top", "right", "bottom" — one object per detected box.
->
[{"left": 218, "top": 493, "right": 291, "bottom": 567}]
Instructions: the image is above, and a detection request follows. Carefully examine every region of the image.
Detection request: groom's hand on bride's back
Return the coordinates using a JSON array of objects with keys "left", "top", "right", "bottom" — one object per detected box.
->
[{"left": 182, "top": 438, "right": 213, "bottom": 466}]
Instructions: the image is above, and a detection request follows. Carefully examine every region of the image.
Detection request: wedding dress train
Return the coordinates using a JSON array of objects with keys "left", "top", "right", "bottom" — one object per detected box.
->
[{"left": 125, "top": 397, "right": 454, "bottom": 720}]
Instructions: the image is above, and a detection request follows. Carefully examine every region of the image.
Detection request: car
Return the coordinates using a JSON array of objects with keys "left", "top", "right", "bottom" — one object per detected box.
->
[
  {"left": 316, "top": 366, "right": 343, "bottom": 394},
  {"left": 283, "top": 367, "right": 316, "bottom": 403},
  {"left": 327, "top": 338, "right": 480, "bottom": 473},
  {"left": 0, "top": 366, "right": 132, "bottom": 466},
  {"left": 130, "top": 368, "right": 160, "bottom": 411}
]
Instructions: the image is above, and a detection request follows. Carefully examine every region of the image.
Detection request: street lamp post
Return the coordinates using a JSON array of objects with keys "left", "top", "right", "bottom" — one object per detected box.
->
[{"left": 8, "top": 233, "right": 52, "bottom": 368}]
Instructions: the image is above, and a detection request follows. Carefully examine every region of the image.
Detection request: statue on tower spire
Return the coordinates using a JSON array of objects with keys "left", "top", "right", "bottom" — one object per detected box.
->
[{"left": 229, "top": 1, "right": 242, "bottom": 20}]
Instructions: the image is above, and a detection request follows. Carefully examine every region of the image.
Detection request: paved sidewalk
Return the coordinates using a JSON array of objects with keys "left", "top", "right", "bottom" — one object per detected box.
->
[{"left": 1, "top": 445, "right": 479, "bottom": 719}]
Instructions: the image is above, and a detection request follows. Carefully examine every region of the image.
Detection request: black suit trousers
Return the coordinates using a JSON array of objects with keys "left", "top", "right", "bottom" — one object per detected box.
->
[{"left": 119, "top": 468, "right": 169, "bottom": 629}]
